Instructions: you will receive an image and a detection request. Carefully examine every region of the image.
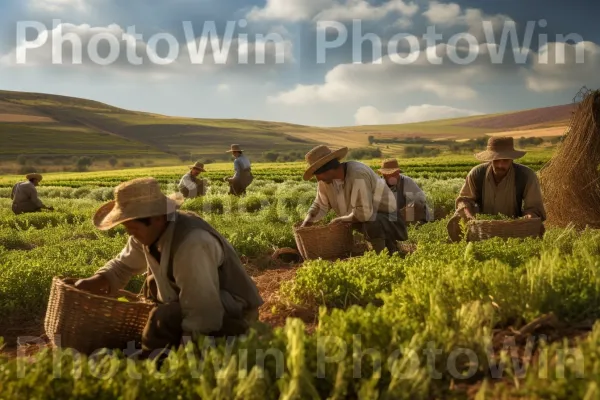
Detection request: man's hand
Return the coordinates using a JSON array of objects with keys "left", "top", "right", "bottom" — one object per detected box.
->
[
  {"left": 523, "top": 213, "right": 534, "bottom": 219},
  {"left": 463, "top": 208, "right": 475, "bottom": 220},
  {"left": 300, "top": 219, "right": 313, "bottom": 228},
  {"left": 75, "top": 275, "right": 110, "bottom": 295}
]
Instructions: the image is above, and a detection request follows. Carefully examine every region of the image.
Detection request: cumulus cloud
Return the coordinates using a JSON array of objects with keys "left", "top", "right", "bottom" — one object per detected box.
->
[
  {"left": 422, "top": 1, "right": 461, "bottom": 26},
  {"left": 423, "top": 1, "right": 514, "bottom": 42},
  {"left": 0, "top": 21, "right": 294, "bottom": 77},
  {"left": 524, "top": 41, "right": 600, "bottom": 92},
  {"left": 28, "top": 0, "right": 89, "bottom": 13},
  {"left": 354, "top": 104, "right": 483, "bottom": 125},
  {"left": 267, "top": 42, "right": 501, "bottom": 105},
  {"left": 247, "top": 0, "right": 418, "bottom": 22}
]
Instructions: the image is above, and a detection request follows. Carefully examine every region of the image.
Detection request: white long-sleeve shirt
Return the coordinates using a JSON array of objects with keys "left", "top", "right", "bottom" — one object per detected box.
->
[
  {"left": 95, "top": 219, "right": 225, "bottom": 335},
  {"left": 304, "top": 161, "right": 397, "bottom": 224},
  {"left": 233, "top": 155, "right": 251, "bottom": 179}
]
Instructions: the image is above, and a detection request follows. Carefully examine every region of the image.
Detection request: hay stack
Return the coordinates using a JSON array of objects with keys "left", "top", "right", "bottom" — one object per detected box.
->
[{"left": 539, "top": 89, "right": 600, "bottom": 229}]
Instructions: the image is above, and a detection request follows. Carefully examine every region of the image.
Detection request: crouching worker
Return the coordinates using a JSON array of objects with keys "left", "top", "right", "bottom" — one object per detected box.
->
[
  {"left": 75, "top": 177, "right": 263, "bottom": 356},
  {"left": 447, "top": 137, "right": 546, "bottom": 241},
  {"left": 378, "top": 158, "right": 433, "bottom": 225},
  {"left": 11, "top": 173, "right": 54, "bottom": 214},
  {"left": 300, "top": 145, "right": 407, "bottom": 254}
]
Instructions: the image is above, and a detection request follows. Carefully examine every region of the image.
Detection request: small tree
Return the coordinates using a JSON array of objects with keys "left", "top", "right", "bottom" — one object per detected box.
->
[
  {"left": 263, "top": 151, "right": 279, "bottom": 162},
  {"left": 368, "top": 135, "right": 375, "bottom": 145},
  {"left": 16, "top": 155, "right": 28, "bottom": 166},
  {"left": 108, "top": 157, "right": 118, "bottom": 167},
  {"left": 76, "top": 156, "right": 93, "bottom": 171}
]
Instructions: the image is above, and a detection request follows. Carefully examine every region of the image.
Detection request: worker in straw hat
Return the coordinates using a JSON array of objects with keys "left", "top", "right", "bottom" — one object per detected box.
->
[
  {"left": 447, "top": 136, "right": 546, "bottom": 241},
  {"left": 377, "top": 158, "right": 432, "bottom": 224},
  {"left": 74, "top": 177, "right": 263, "bottom": 356},
  {"left": 178, "top": 161, "right": 207, "bottom": 198},
  {"left": 11, "top": 173, "right": 54, "bottom": 215},
  {"left": 225, "top": 144, "right": 253, "bottom": 196},
  {"left": 300, "top": 145, "right": 407, "bottom": 254}
]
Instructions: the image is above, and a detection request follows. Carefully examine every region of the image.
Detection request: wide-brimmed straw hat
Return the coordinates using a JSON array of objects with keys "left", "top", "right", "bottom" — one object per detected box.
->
[
  {"left": 303, "top": 145, "right": 348, "bottom": 181},
  {"left": 377, "top": 158, "right": 403, "bottom": 175},
  {"left": 226, "top": 144, "right": 244, "bottom": 153},
  {"left": 93, "top": 177, "right": 184, "bottom": 230},
  {"left": 26, "top": 173, "right": 42, "bottom": 181},
  {"left": 188, "top": 161, "right": 206, "bottom": 172},
  {"left": 475, "top": 137, "right": 526, "bottom": 161}
]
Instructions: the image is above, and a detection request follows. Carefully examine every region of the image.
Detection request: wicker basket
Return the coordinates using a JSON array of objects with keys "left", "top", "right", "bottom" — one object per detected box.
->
[
  {"left": 466, "top": 217, "right": 542, "bottom": 242},
  {"left": 44, "top": 276, "right": 155, "bottom": 355},
  {"left": 294, "top": 223, "right": 354, "bottom": 261}
]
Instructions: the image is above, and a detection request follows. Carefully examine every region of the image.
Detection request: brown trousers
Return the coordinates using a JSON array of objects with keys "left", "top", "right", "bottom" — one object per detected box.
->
[
  {"left": 140, "top": 273, "right": 258, "bottom": 354},
  {"left": 229, "top": 170, "right": 254, "bottom": 196},
  {"left": 12, "top": 202, "right": 42, "bottom": 215}
]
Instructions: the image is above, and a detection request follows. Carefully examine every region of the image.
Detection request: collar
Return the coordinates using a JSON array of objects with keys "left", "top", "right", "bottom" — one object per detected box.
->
[
  {"left": 149, "top": 213, "right": 178, "bottom": 254},
  {"left": 486, "top": 163, "right": 513, "bottom": 185}
]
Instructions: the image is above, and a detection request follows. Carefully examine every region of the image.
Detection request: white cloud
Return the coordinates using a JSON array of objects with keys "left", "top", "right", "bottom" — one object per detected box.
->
[
  {"left": 315, "top": 0, "right": 418, "bottom": 21},
  {"left": 268, "top": 43, "right": 493, "bottom": 105},
  {"left": 28, "top": 0, "right": 89, "bottom": 12},
  {"left": 422, "top": 1, "right": 461, "bottom": 26},
  {"left": 217, "top": 83, "right": 231, "bottom": 93},
  {"left": 524, "top": 41, "right": 600, "bottom": 92},
  {"left": 354, "top": 104, "right": 483, "bottom": 125},
  {"left": 0, "top": 22, "right": 294, "bottom": 78},
  {"left": 423, "top": 1, "right": 514, "bottom": 42},
  {"left": 247, "top": 0, "right": 418, "bottom": 22}
]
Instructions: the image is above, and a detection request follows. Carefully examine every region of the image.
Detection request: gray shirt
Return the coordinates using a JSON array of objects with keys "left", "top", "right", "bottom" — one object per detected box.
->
[
  {"left": 11, "top": 181, "right": 44, "bottom": 208},
  {"left": 233, "top": 155, "right": 251, "bottom": 179}
]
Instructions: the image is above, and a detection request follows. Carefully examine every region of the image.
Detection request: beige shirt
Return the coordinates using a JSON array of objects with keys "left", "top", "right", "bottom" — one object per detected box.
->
[
  {"left": 95, "top": 218, "right": 225, "bottom": 334},
  {"left": 11, "top": 181, "right": 44, "bottom": 208},
  {"left": 304, "top": 161, "right": 397, "bottom": 223},
  {"left": 456, "top": 163, "right": 546, "bottom": 220}
]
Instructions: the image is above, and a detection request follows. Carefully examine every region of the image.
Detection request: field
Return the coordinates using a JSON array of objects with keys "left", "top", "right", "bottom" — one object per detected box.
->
[
  {"left": 1, "top": 151, "right": 600, "bottom": 399},
  {"left": 0, "top": 90, "right": 575, "bottom": 174}
]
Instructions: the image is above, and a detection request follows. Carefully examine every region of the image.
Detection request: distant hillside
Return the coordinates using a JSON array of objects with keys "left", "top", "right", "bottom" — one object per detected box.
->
[
  {"left": 340, "top": 104, "right": 575, "bottom": 140},
  {"left": 0, "top": 90, "right": 322, "bottom": 162},
  {"left": 0, "top": 90, "right": 575, "bottom": 166}
]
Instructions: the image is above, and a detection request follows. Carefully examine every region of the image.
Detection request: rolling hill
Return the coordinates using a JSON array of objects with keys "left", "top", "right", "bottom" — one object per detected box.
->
[{"left": 0, "top": 90, "right": 576, "bottom": 166}]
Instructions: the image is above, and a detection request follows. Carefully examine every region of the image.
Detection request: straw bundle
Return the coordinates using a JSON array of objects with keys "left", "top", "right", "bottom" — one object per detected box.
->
[{"left": 539, "top": 89, "right": 600, "bottom": 229}]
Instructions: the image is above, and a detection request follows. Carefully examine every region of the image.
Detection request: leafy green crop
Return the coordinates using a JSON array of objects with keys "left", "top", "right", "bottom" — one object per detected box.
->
[{"left": 1, "top": 158, "right": 599, "bottom": 399}]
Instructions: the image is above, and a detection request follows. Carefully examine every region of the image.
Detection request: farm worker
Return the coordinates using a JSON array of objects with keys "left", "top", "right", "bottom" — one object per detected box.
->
[
  {"left": 300, "top": 145, "right": 407, "bottom": 254},
  {"left": 74, "top": 177, "right": 263, "bottom": 356},
  {"left": 10, "top": 173, "right": 54, "bottom": 214},
  {"left": 377, "top": 158, "right": 433, "bottom": 224},
  {"left": 447, "top": 136, "right": 547, "bottom": 241},
  {"left": 178, "top": 161, "right": 207, "bottom": 198},
  {"left": 225, "top": 144, "right": 253, "bottom": 196}
]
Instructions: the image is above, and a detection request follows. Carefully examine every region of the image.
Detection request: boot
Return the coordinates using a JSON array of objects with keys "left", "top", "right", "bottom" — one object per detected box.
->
[{"left": 369, "top": 238, "right": 387, "bottom": 254}]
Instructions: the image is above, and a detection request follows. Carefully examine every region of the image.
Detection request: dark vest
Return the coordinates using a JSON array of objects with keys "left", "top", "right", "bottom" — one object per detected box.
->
[
  {"left": 165, "top": 211, "right": 264, "bottom": 314},
  {"left": 471, "top": 162, "right": 528, "bottom": 217}
]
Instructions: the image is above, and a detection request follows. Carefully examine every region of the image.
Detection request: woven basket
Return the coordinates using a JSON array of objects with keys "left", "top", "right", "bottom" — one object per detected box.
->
[
  {"left": 294, "top": 223, "right": 354, "bottom": 261},
  {"left": 466, "top": 217, "right": 542, "bottom": 242},
  {"left": 44, "top": 276, "right": 154, "bottom": 355}
]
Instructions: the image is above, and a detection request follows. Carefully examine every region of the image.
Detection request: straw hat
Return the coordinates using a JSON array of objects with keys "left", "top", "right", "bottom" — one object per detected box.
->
[
  {"left": 93, "top": 177, "right": 184, "bottom": 230},
  {"left": 377, "top": 158, "right": 403, "bottom": 175},
  {"left": 188, "top": 161, "right": 206, "bottom": 172},
  {"left": 226, "top": 144, "right": 244, "bottom": 153},
  {"left": 26, "top": 173, "right": 42, "bottom": 181},
  {"left": 475, "top": 137, "right": 526, "bottom": 161},
  {"left": 303, "top": 145, "right": 348, "bottom": 181}
]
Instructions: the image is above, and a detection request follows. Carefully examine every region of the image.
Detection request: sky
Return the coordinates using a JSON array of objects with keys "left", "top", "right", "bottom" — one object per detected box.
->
[{"left": 0, "top": 0, "right": 598, "bottom": 127}]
